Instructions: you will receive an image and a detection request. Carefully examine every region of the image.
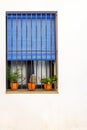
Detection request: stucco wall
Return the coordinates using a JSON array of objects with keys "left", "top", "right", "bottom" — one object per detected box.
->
[{"left": 0, "top": 0, "right": 87, "bottom": 130}]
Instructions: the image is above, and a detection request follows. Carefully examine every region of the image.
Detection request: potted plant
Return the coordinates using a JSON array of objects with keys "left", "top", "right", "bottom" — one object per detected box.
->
[
  {"left": 41, "top": 75, "right": 57, "bottom": 90},
  {"left": 27, "top": 74, "right": 36, "bottom": 91},
  {"left": 7, "top": 67, "right": 24, "bottom": 90}
]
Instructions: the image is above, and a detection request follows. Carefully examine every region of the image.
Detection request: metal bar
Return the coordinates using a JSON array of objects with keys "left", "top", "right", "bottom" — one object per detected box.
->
[
  {"left": 6, "top": 11, "right": 57, "bottom": 14},
  {"left": 36, "top": 14, "right": 37, "bottom": 86},
  {"left": 30, "top": 13, "right": 32, "bottom": 82},
  {"left": 55, "top": 12, "right": 58, "bottom": 90},
  {"left": 21, "top": 13, "right": 23, "bottom": 89},
  {"left": 8, "top": 50, "right": 56, "bottom": 52},
  {"left": 11, "top": 13, "right": 13, "bottom": 72},
  {"left": 6, "top": 14, "right": 8, "bottom": 89},
  {"left": 41, "top": 14, "right": 42, "bottom": 88},
  {"left": 16, "top": 14, "right": 18, "bottom": 72},
  {"left": 11, "top": 14, "right": 13, "bottom": 81},
  {"left": 50, "top": 14, "right": 52, "bottom": 78},
  {"left": 26, "top": 14, "right": 28, "bottom": 89},
  {"left": 46, "top": 14, "right": 47, "bottom": 81}
]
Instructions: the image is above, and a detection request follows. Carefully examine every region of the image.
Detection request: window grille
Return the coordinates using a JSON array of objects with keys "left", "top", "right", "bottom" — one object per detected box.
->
[{"left": 6, "top": 11, "right": 58, "bottom": 91}]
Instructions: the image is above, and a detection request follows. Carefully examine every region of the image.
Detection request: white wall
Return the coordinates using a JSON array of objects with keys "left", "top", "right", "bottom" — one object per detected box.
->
[{"left": 0, "top": 0, "right": 87, "bottom": 130}]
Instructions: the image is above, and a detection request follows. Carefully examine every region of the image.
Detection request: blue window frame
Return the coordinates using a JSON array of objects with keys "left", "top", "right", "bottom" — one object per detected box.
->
[{"left": 6, "top": 11, "right": 57, "bottom": 92}]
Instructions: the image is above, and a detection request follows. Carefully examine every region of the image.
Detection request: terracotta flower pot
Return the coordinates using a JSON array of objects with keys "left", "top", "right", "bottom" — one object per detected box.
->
[
  {"left": 10, "top": 82, "right": 18, "bottom": 90},
  {"left": 27, "top": 83, "right": 36, "bottom": 91},
  {"left": 44, "top": 84, "right": 52, "bottom": 90}
]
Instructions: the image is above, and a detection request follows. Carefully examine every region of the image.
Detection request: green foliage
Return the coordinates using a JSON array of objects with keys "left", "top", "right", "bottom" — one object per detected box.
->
[
  {"left": 41, "top": 75, "right": 57, "bottom": 84},
  {"left": 7, "top": 67, "right": 24, "bottom": 83}
]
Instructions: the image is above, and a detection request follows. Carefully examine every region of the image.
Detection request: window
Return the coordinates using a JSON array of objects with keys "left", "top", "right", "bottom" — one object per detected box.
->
[{"left": 6, "top": 11, "right": 58, "bottom": 93}]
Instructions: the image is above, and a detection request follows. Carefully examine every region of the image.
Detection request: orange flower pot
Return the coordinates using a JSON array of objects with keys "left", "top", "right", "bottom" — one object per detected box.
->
[
  {"left": 27, "top": 83, "right": 36, "bottom": 91},
  {"left": 10, "top": 82, "right": 18, "bottom": 90},
  {"left": 44, "top": 84, "right": 52, "bottom": 90}
]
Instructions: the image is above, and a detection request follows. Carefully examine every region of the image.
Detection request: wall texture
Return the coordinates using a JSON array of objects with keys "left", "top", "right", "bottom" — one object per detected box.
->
[{"left": 0, "top": 0, "right": 87, "bottom": 130}]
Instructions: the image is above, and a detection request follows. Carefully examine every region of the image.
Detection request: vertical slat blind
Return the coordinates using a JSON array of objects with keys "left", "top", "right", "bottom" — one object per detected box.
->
[{"left": 7, "top": 13, "right": 56, "bottom": 61}]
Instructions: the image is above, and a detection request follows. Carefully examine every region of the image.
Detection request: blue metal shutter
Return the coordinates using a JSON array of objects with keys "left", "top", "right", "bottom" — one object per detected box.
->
[{"left": 7, "top": 13, "right": 56, "bottom": 61}]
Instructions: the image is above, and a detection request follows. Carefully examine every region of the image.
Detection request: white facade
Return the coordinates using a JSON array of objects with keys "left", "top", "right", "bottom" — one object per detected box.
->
[{"left": 0, "top": 0, "right": 87, "bottom": 130}]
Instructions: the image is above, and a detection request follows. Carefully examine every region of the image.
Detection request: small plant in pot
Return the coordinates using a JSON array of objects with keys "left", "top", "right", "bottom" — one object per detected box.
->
[
  {"left": 41, "top": 75, "right": 57, "bottom": 90},
  {"left": 27, "top": 74, "right": 36, "bottom": 91},
  {"left": 7, "top": 67, "right": 24, "bottom": 90}
]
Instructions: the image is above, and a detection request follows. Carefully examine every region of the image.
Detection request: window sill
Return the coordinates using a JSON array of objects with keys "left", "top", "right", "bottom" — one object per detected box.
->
[{"left": 6, "top": 89, "right": 58, "bottom": 94}]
